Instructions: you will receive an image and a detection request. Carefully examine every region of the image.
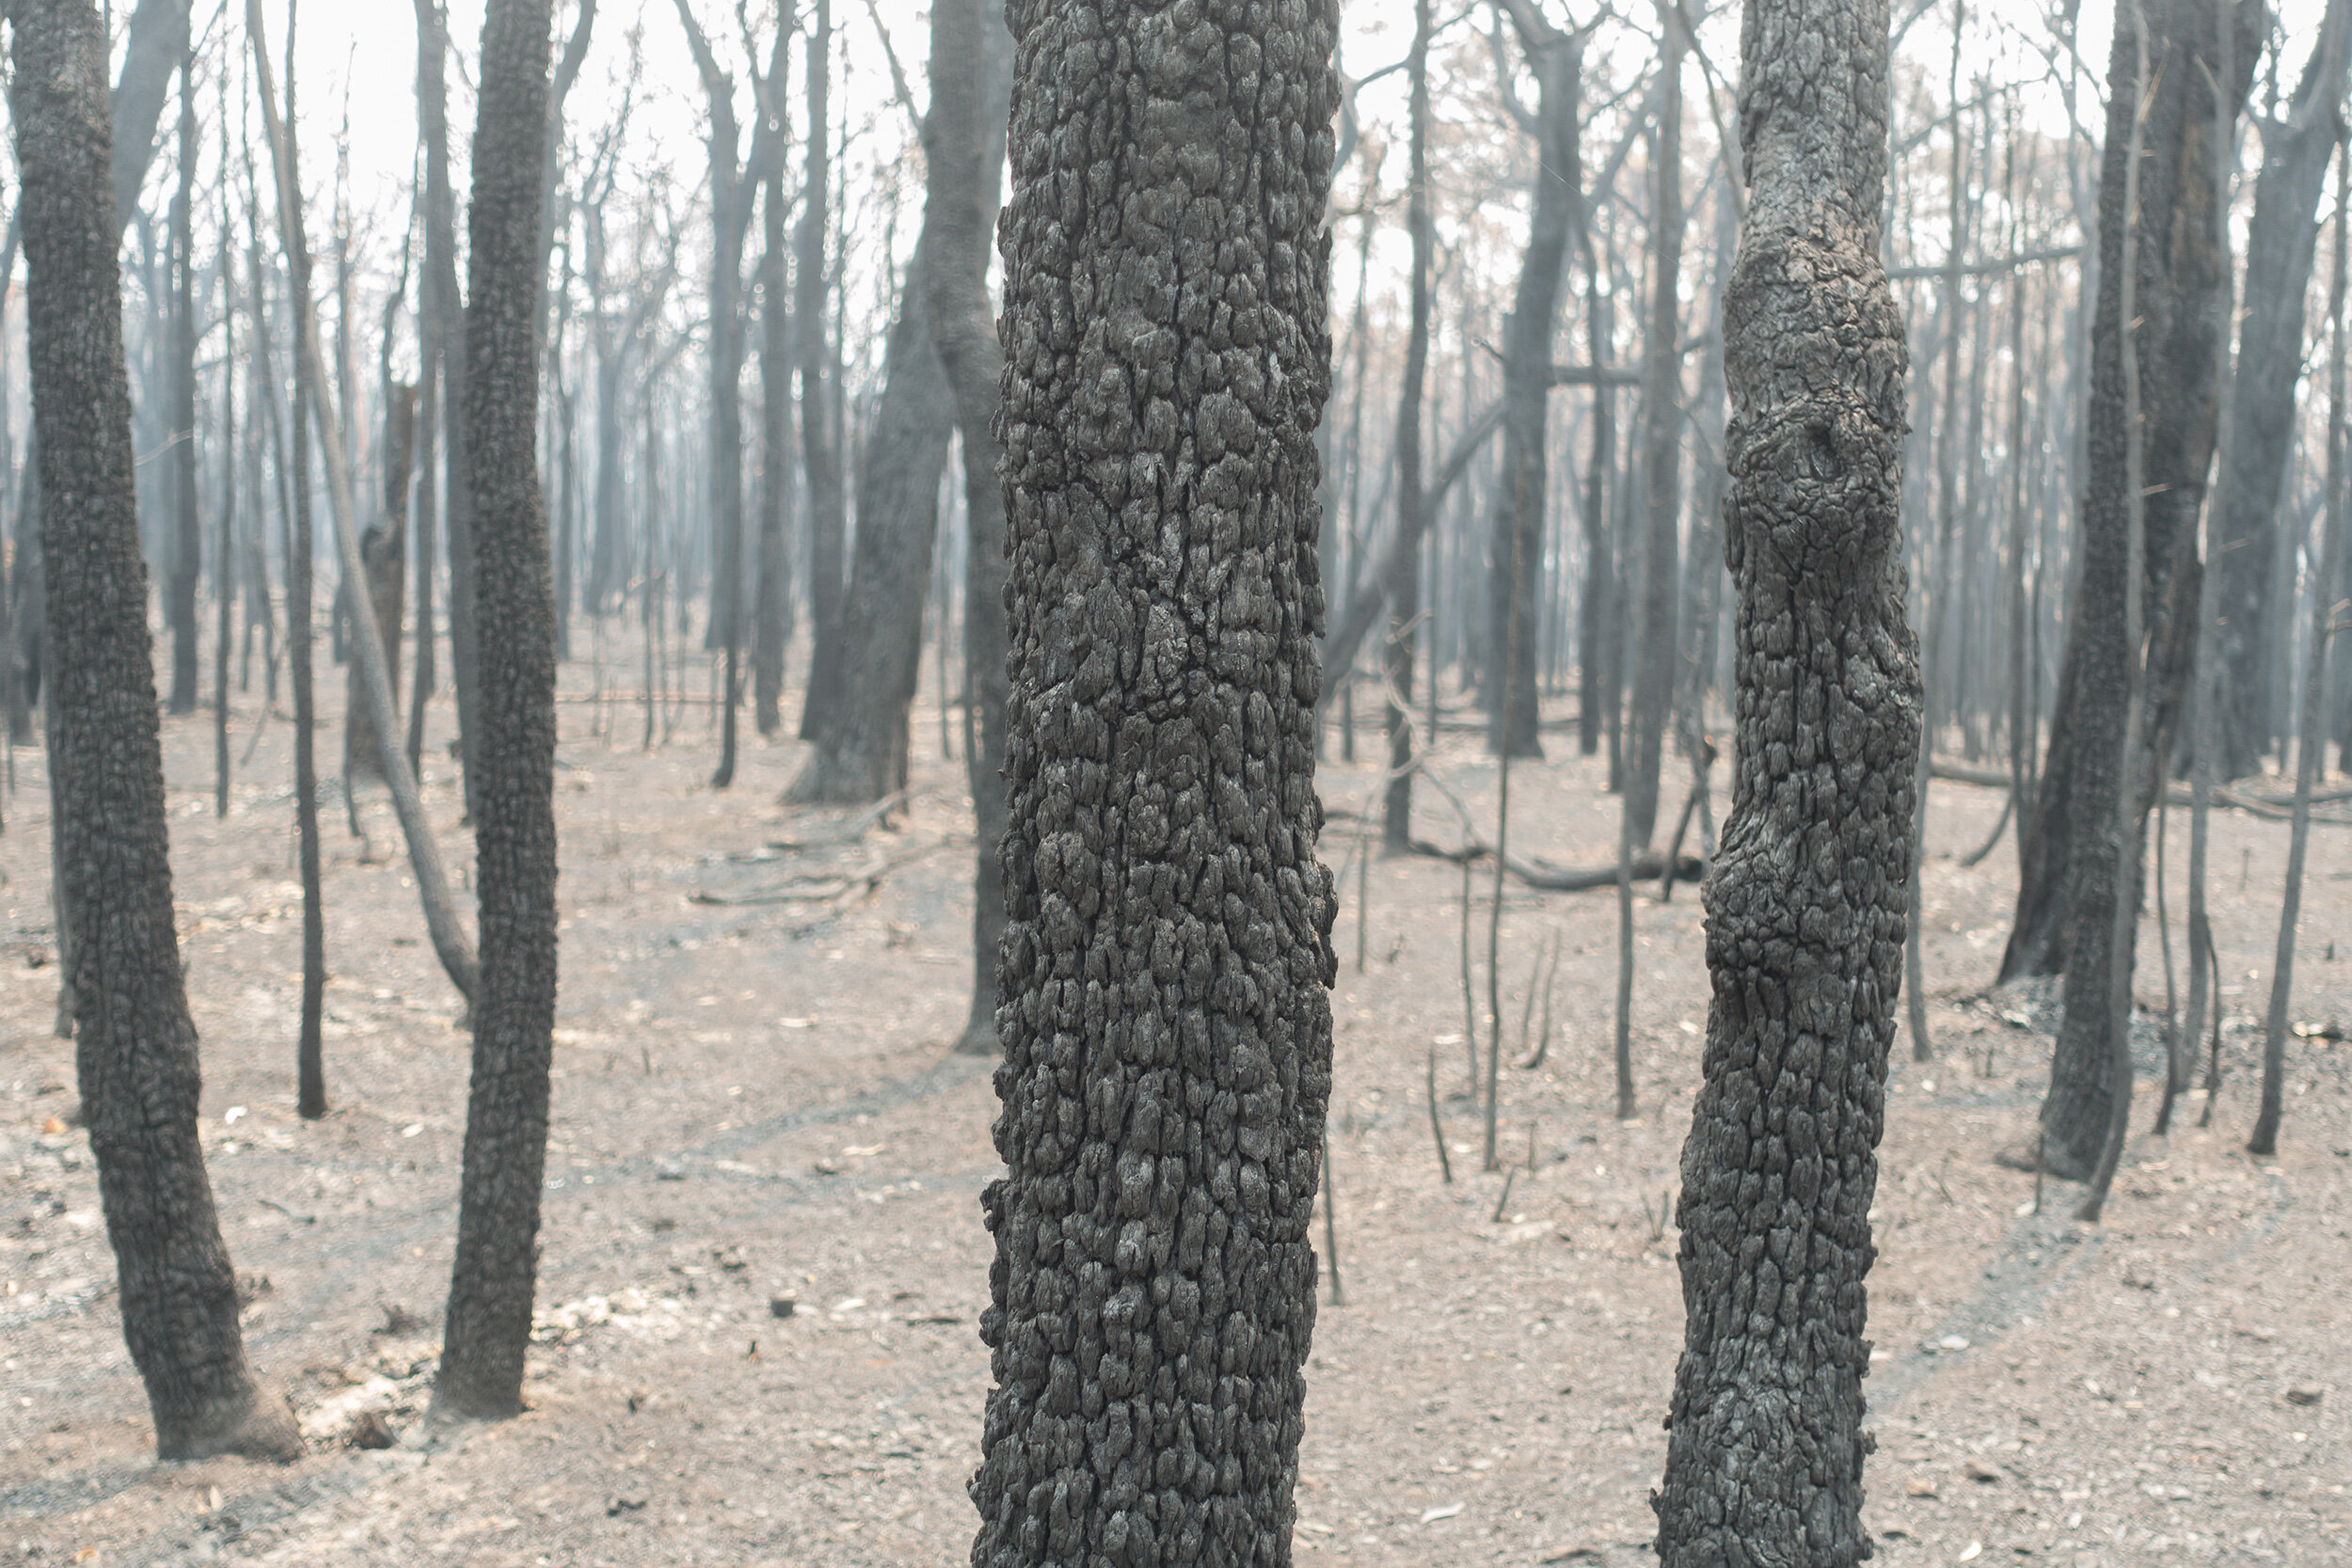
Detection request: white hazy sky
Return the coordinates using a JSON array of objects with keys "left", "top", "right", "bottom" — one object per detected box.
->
[
  {"left": 201, "top": 0, "right": 2334, "bottom": 309},
  {"left": 243, "top": 0, "right": 2335, "bottom": 214}
]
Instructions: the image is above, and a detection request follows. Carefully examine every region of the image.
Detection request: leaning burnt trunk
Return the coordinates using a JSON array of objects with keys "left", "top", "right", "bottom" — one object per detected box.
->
[
  {"left": 8, "top": 0, "right": 298, "bottom": 1463},
  {"left": 969, "top": 1, "right": 1339, "bottom": 1562},
  {"left": 437, "top": 0, "right": 561, "bottom": 1421},
  {"left": 1652, "top": 0, "right": 1917, "bottom": 1554},
  {"left": 2008, "top": 0, "right": 2256, "bottom": 1182}
]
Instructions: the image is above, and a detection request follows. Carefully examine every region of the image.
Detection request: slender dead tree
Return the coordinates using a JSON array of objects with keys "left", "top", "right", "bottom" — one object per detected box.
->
[
  {"left": 1625, "top": 0, "right": 1684, "bottom": 847},
  {"left": 796, "top": 0, "right": 849, "bottom": 741},
  {"left": 252, "top": 1, "right": 329, "bottom": 1120},
  {"left": 2209, "top": 0, "right": 2352, "bottom": 777},
  {"left": 1383, "top": 0, "right": 1436, "bottom": 854},
  {"left": 1486, "top": 0, "right": 1581, "bottom": 761},
  {"left": 1906, "top": 0, "right": 1970, "bottom": 1066},
  {"left": 753, "top": 152, "right": 793, "bottom": 737},
  {"left": 416, "top": 0, "right": 482, "bottom": 820},
  {"left": 673, "top": 0, "right": 787, "bottom": 788},
  {"left": 923, "top": 0, "right": 1013, "bottom": 1055},
  {"left": 7, "top": 0, "right": 300, "bottom": 1462},
  {"left": 254, "top": 0, "right": 481, "bottom": 1007},
  {"left": 2250, "top": 148, "right": 2347, "bottom": 1159},
  {"left": 166, "top": 50, "right": 200, "bottom": 715},
  {"left": 1652, "top": 0, "right": 1918, "bottom": 1554},
  {"left": 215, "top": 115, "right": 238, "bottom": 819},
  {"left": 437, "top": 0, "right": 561, "bottom": 1420}
]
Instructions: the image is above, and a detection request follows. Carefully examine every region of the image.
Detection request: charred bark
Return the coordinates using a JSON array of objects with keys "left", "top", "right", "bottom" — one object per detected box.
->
[
  {"left": 970, "top": 4, "right": 1339, "bottom": 1563},
  {"left": 8, "top": 0, "right": 299, "bottom": 1463},
  {"left": 1652, "top": 0, "right": 1917, "bottom": 1554},
  {"left": 437, "top": 0, "right": 561, "bottom": 1422}
]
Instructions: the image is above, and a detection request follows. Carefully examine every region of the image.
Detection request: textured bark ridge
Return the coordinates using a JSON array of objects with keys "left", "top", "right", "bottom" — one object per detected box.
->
[
  {"left": 1652, "top": 0, "right": 1917, "bottom": 1559},
  {"left": 971, "top": 2, "right": 1340, "bottom": 1562},
  {"left": 438, "top": 0, "right": 560, "bottom": 1421},
  {"left": 8, "top": 0, "right": 297, "bottom": 1463}
]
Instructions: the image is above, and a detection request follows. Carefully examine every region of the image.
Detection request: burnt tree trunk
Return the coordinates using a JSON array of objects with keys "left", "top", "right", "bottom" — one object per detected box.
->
[
  {"left": 1652, "top": 0, "right": 1917, "bottom": 1554},
  {"left": 754, "top": 163, "right": 793, "bottom": 738},
  {"left": 2249, "top": 150, "right": 2347, "bottom": 1159},
  {"left": 1626, "top": 13, "right": 1684, "bottom": 848},
  {"left": 8, "top": 0, "right": 299, "bottom": 1463},
  {"left": 418, "top": 0, "right": 482, "bottom": 821},
  {"left": 347, "top": 388, "right": 415, "bottom": 783},
  {"left": 409, "top": 295, "right": 441, "bottom": 777},
  {"left": 166, "top": 60, "right": 199, "bottom": 716},
  {"left": 251, "top": 0, "right": 331, "bottom": 1121},
  {"left": 787, "top": 238, "right": 955, "bottom": 804},
  {"left": 214, "top": 153, "right": 238, "bottom": 818},
  {"left": 796, "top": 0, "right": 848, "bottom": 741},
  {"left": 437, "top": 0, "right": 561, "bottom": 1422},
  {"left": 922, "top": 0, "right": 1012, "bottom": 1057},
  {"left": 2001, "top": 0, "right": 2256, "bottom": 990},
  {"left": 673, "top": 0, "right": 755, "bottom": 788},
  {"left": 1384, "top": 0, "right": 1435, "bottom": 854},
  {"left": 1486, "top": 2, "right": 1580, "bottom": 761},
  {"left": 972, "top": 4, "right": 1339, "bottom": 1560},
  {"left": 1577, "top": 269, "right": 1617, "bottom": 760},
  {"left": 2008, "top": 0, "right": 2256, "bottom": 1181},
  {"left": 2209, "top": 0, "right": 2351, "bottom": 779}
]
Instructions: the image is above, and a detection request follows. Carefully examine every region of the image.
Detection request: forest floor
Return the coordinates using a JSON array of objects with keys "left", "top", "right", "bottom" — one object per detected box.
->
[{"left": 2, "top": 636, "right": 2348, "bottom": 1567}]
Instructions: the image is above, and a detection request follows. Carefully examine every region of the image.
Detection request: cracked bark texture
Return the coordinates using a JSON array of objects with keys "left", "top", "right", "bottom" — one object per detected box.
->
[
  {"left": 1651, "top": 0, "right": 1916, "bottom": 1557},
  {"left": 970, "top": 1, "right": 1340, "bottom": 1562},
  {"left": 7, "top": 0, "right": 297, "bottom": 1463},
  {"left": 2003, "top": 0, "right": 2256, "bottom": 1180},
  {"left": 437, "top": 0, "right": 560, "bottom": 1420}
]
